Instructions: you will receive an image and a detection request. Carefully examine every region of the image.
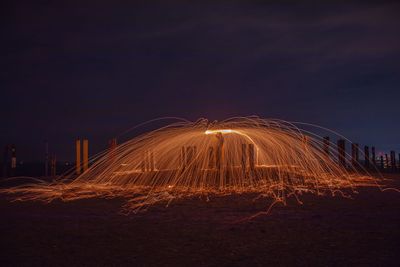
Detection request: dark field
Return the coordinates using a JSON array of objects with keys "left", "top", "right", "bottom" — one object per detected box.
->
[{"left": 1, "top": 179, "right": 399, "bottom": 266}]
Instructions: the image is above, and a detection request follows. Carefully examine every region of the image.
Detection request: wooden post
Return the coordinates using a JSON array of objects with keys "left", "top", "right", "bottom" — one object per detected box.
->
[
  {"left": 215, "top": 133, "right": 224, "bottom": 188},
  {"left": 150, "top": 151, "right": 155, "bottom": 171},
  {"left": 248, "top": 144, "right": 255, "bottom": 172},
  {"left": 390, "top": 151, "right": 396, "bottom": 171},
  {"left": 380, "top": 155, "right": 384, "bottom": 170},
  {"left": 208, "top": 147, "right": 214, "bottom": 169},
  {"left": 10, "top": 144, "right": 16, "bottom": 177},
  {"left": 185, "top": 146, "right": 197, "bottom": 169},
  {"left": 241, "top": 144, "right": 247, "bottom": 174},
  {"left": 145, "top": 150, "right": 150, "bottom": 171},
  {"left": 180, "top": 146, "right": 186, "bottom": 169},
  {"left": 371, "top": 147, "right": 376, "bottom": 167},
  {"left": 142, "top": 150, "right": 154, "bottom": 172},
  {"left": 186, "top": 146, "right": 192, "bottom": 165},
  {"left": 323, "top": 137, "right": 330, "bottom": 157},
  {"left": 364, "top": 146, "right": 370, "bottom": 169},
  {"left": 51, "top": 154, "right": 56, "bottom": 176},
  {"left": 141, "top": 151, "right": 146, "bottom": 172},
  {"left": 76, "top": 139, "right": 81, "bottom": 175},
  {"left": 337, "top": 139, "right": 346, "bottom": 167},
  {"left": 215, "top": 133, "right": 224, "bottom": 171},
  {"left": 385, "top": 154, "right": 389, "bottom": 170},
  {"left": 192, "top": 146, "right": 197, "bottom": 167},
  {"left": 351, "top": 143, "right": 359, "bottom": 167}
]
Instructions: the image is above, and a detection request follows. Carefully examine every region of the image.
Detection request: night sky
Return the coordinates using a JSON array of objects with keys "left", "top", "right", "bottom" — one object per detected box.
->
[{"left": 1, "top": 1, "right": 400, "bottom": 162}]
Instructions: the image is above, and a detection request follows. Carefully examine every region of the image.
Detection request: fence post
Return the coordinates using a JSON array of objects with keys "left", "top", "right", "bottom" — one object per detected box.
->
[
  {"left": 385, "top": 154, "right": 389, "bottom": 170},
  {"left": 180, "top": 146, "right": 186, "bottom": 169},
  {"left": 371, "top": 146, "right": 376, "bottom": 167},
  {"left": 364, "top": 146, "right": 370, "bottom": 169},
  {"left": 241, "top": 144, "right": 247, "bottom": 175},
  {"left": 208, "top": 146, "right": 214, "bottom": 169},
  {"left": 337, "top": 139, "right": 346, "bottom": 167},
  {"left": 150, "top": 151, "right": 155, "bottom": 171},
  {"left": 248, "top": 144, "right": 255, "bottom": 172},
  {"left": 141, "top": 151, "right": 147, "bottom": 172},
  {"left": 351, "top": 143, "right": 359, "bottom": 167},
  {"left": 51, "top": 154, "right": 56, "bottom": 176},
  {"left": 390, "top": 151, "right": 396, "bottom": 171},
  {"left": 10, "top": 144, "right": 16, "bottom": 177}
]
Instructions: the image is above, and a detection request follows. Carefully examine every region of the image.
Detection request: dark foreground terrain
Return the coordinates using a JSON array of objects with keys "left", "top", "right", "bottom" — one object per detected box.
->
[{"left": 0, "top": 180, "right": 399, "bottom": 266}]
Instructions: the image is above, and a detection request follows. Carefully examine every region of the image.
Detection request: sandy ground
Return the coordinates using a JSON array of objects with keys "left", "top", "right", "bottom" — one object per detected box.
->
[{"left": 0, "top": 180, "right": 399, "bottom": 266}]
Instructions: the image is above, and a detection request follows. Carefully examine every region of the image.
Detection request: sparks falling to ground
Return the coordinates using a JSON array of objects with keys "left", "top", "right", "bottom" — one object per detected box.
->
[{"left": 0, "top": 117, "right": 383, "bottom": 214}]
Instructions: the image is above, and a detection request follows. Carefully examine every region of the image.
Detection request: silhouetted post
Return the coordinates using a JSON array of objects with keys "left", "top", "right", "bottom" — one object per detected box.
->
[
  {"left": 180, "top": 146, "right": 186, "bottom": 169},
  {"left": 144, "top": 150, "right": 155, "bottom": 171},
  {"left": 45, "top": 141, "right": 49, "bottom": 177},
  {"left": 337, "top": 139, "right": 346, "bottom": 167},
  {"left": 215, "top": 133, "right": 224, "bottom": 171},
  {"left": 10, "top": 144, "right": 16, "bottom": 177},
  {"left": 186, "top": 147, "right": 191, "bottom": 165},
  {"left": 83, "top": 139, "right": 89, "bottom": 172},
  {"left": 51, "top": 154, "right": 56, "bottom": 176},
  {"left": 385, "top": 154, "right": 389, "bottom": 170},
  {"left": 141, "top": 151, "right": 147, "bottom": 172},
  {"left": 380, "top": 155, "right": 384, "bottom": 170},
  {"left": 76, "top": 139, "right": 81, "bottom": 175},
  {"left": 248, "top": 144, "right": 255, "bottom": 172},
  {"left": 208, "top": 147, "right": 214, "bottom": 169},
  {"left": 193, "top": 146, "right": 197, "bottom": 168},
  {"left": 146, "top": 150, "right": 151, "bottom": 171},
  {"left": 390, "top": 151, "right": 396, "bottom": 171},
  {"left": 186, "top": 146, "right": 193, "bottom": 165},
  {"left": 241, "top": 144, "right": 247, "bottom": 174},
  {"left": 150, "top": 151, "right": 155, "bottom": 171},
  {"left": 364, "top": 146, "right": 370, "bottom": 169},
  {"left": 351, "top": 143, "right": 359, "bottom": 167},
  {"left": 323, "top": 137, "right": 330, "bottom": 157},
  {"left": 147, "top": 151, "right": 151, "bottom": 171},
  {"left": 371, "top": 147, "right": 376, "bottom": 167},
  {"left": 142, "top": 150, "right": 153, "bottom": 172},
  {"left": 215, "top": 133, "right": 224, "bottom": 188}
]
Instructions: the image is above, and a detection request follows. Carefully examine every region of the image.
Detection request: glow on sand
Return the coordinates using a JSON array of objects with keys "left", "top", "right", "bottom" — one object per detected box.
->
[{"left": 1, "top": 117, "right": 384, "bottom": 215}]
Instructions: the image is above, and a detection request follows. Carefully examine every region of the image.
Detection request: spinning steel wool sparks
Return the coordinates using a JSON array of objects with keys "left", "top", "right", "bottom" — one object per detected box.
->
[{"left": 1, "top": 117, "right": 382, "bottom": 214}]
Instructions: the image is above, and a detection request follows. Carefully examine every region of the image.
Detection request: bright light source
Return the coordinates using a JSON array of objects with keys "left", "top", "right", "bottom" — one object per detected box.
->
[{"left": 205, "top": 129, "right": 233, "bottom": 135}]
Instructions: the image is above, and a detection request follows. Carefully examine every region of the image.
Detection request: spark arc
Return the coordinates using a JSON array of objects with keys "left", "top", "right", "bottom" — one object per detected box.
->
[{"left": 1, "top": 117, "right": 377, "bottom": 213}]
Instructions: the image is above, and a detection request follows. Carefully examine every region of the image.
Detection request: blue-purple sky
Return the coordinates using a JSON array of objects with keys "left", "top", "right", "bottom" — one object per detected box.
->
[{"left": 1, "top": 1, "right": 400, "bottom": 161}]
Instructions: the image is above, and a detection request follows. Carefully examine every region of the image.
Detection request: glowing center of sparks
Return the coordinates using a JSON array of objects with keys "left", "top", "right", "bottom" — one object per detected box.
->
[{"left": 205, "top": 129, "right": 233, "bottom": 135}]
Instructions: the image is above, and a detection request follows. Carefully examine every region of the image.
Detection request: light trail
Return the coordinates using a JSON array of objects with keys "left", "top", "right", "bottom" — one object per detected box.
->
[{"left": 0, "top": 117, "right": 386, "bottom": 214}]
